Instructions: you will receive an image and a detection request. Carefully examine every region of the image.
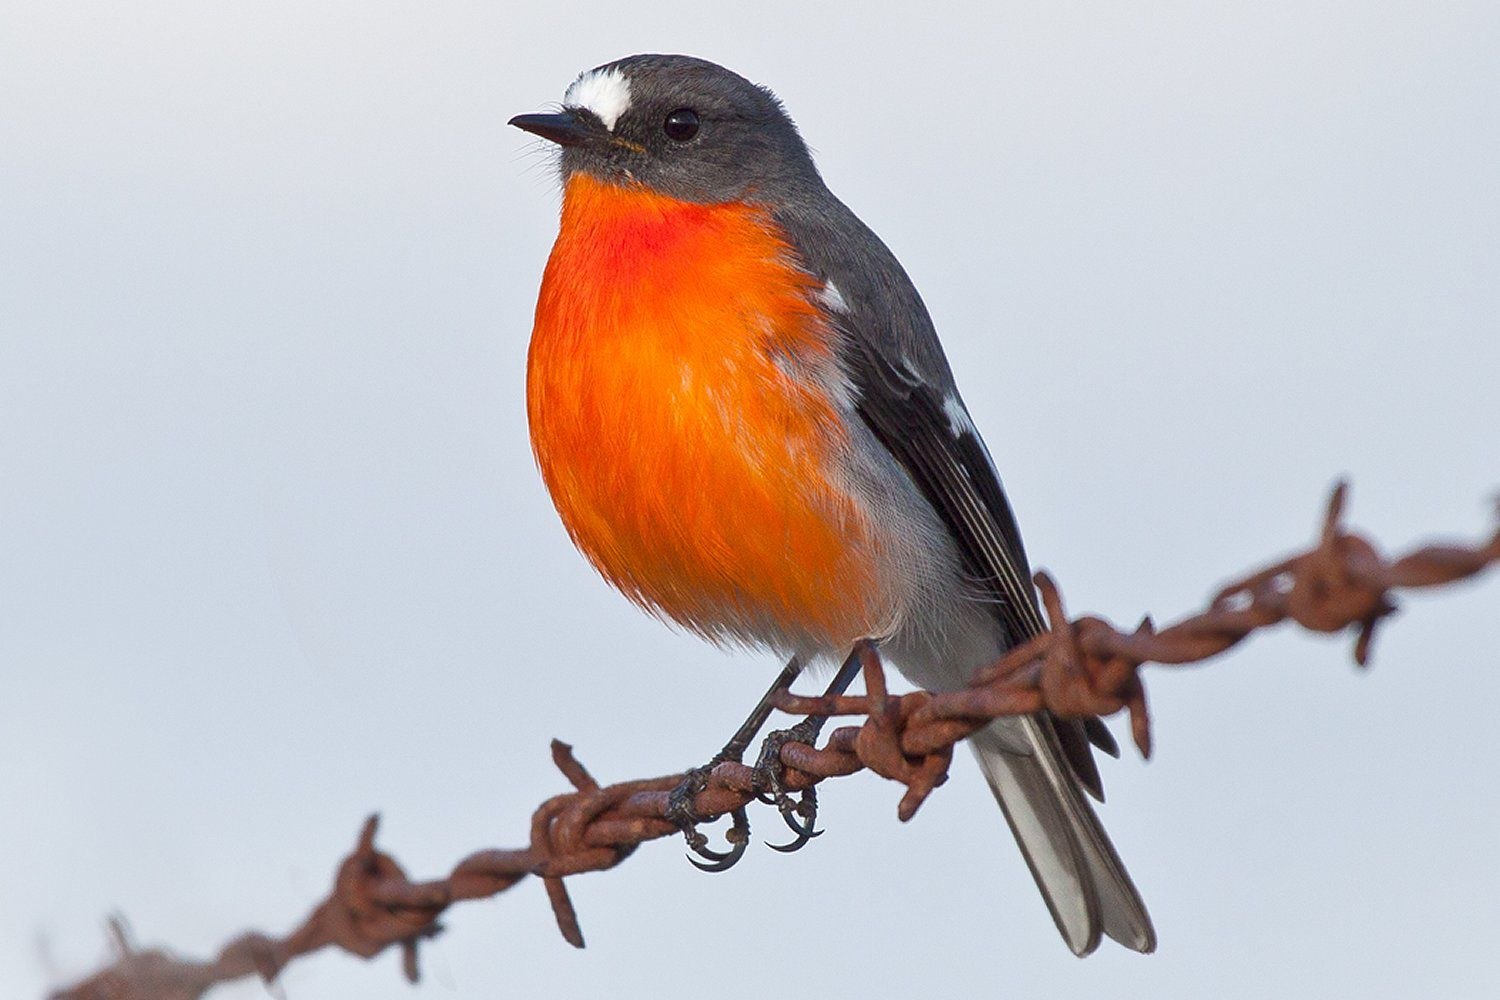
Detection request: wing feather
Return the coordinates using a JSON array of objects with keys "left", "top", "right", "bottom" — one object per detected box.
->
[
  {"left": 772, "top": 195, "right": 1152, "bottom": 951},
  {"left": 845, "top": 339, "right": 1045, "bottom": 644}
]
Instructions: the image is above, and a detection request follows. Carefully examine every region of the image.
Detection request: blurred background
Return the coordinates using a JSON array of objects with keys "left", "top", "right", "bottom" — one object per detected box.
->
[{"left": 2, "top": 2, "right": 1496, "bottom": 997}]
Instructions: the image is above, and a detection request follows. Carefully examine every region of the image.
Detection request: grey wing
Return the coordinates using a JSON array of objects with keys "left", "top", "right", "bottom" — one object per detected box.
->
[
  {"left": 774, "top": 189, "right": 1152, "bottom": 951},
  {"left": 839, "top": 329, "right": 1120, "bottom": 784},
  {"left": 836, "top": 309, "right": 1155, "bottom": 953},
  {"left": 844, "top": 336, "right": 1043, "bottom": 643},
  {"left": 769, "top": 194, "right": 1116, "bottom": 781}
]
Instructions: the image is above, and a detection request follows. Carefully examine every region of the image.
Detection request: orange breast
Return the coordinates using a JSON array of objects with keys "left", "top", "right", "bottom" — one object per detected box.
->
[{"left": 526, "top": 174, "right": 892, "bottom": 652}]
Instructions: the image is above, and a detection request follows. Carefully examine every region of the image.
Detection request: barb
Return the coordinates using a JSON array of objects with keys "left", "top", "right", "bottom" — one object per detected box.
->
[{"left": 50, "top": 482, "right": 1497, "bottom": 999}]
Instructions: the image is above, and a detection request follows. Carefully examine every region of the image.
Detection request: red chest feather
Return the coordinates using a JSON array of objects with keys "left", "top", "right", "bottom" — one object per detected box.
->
[{"left": 526, "top": 174, "right": 893, "bottom": 650}]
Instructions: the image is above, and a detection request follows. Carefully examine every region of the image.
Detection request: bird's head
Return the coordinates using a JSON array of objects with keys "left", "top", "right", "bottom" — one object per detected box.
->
[{"left": 510, "top": 54, "right": 821, "bottom": 203}]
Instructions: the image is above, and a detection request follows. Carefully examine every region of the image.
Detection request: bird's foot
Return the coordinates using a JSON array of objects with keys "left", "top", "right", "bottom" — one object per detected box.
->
[
  {"left": 751, "top": 718, "right": 824, "bottom": 853},
  {"left": 665, "top": 761, "right": 751, "bottom": 872}
]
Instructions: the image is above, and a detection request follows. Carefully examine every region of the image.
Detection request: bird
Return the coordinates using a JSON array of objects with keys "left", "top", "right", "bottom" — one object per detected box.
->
[{"left": 510, "top": 54, "right": 1155, "bottom": 956}]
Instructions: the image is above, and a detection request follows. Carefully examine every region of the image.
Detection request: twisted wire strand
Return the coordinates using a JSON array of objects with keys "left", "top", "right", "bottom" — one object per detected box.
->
[{"left": 51, "top": 482, "right": 1498, "bottom": 1000}]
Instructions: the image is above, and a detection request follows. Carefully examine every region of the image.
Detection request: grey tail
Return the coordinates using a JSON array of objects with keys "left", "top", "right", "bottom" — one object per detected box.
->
[{"left": 970, "top": 717, "right": 1156, "bottom": 956}]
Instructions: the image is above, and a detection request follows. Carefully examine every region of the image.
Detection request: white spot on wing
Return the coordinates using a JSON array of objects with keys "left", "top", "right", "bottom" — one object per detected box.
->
[
  {"left": 563, "top": 66, "right": 632, "bottom": 131},
  {"left": 942, "top": 392, "right": 1005, "bottom": 483},
  {"left": 942, "top": 394, "right": 977, "bottom": 438},
  {"left": 817, "top": 281, "right": 850, "bottom": 314}
]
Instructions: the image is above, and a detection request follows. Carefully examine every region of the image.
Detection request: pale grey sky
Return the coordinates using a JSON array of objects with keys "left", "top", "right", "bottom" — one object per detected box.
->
[{"left": 2, "top": 3, "right": 1497, "bottom": 998}]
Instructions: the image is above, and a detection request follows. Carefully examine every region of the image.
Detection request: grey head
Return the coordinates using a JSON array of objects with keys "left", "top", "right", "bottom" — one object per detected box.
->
[{"left": 510, "top": 54, "right": 824, "bottom": 204}]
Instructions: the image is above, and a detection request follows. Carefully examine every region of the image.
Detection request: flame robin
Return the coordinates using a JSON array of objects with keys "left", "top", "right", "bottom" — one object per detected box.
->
[{"left": 511, "top": 54, "right": 1154, "bottom": 956}]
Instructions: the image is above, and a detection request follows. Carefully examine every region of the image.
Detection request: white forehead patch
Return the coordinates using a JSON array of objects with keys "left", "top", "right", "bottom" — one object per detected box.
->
[{"left": 563, "top": 66, "right": 632, "bottom": 132}]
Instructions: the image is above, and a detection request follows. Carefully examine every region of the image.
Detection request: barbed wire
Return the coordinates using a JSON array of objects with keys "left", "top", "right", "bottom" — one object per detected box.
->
[{"left": 50, "top": 481, "right": 1498, "bottom": 1000}]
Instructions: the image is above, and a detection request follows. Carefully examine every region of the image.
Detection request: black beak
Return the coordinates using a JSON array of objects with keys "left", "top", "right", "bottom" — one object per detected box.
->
[{"left": 508, "top": 111, "right": 596, "bottom": 147}]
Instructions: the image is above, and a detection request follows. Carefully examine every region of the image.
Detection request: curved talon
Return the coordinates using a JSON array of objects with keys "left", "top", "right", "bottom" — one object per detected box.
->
[
  {"left": 779, "top": 800, "right": 821, "bottom": 839},
  {"left": 767, "top": 801, "right": 823, "bottom": 852},
  {"left": 746, "top": 723, "right": 828, "bottom": 857},
  {"left": 684, "top": 833, "right": 736, "bottom": 864},
  {"left": 766, "top": 824, "right": 820, "bottom": 853},
  {"left": 688, "top": 838, "right": 748, "bottom": 871},
  {"left": 686, "top": 808, "right": 751, "bottom": 872}
]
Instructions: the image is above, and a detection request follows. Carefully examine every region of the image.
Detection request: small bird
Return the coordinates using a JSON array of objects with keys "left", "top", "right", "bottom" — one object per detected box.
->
[{"left": 511, "top": 54, "right": 1155, "bottom": 956}]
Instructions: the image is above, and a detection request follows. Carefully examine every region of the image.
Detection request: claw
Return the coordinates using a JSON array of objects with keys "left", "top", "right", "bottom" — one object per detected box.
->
[
  {"left": 767, "top": 792, "right": 823, "bottom": 852},
  {"left": 681, "top": 827, "right": 732, "bottom": 863},
  {"left": 686, "top": 808, "right": 750, "bottom": 872},
  {"left": 766, "top": 824, "right": 821, "bottom": 853},
  {"left": 667, "top": 763, "right": 754, "bottom": 873},
  {"left": 688, "top": 851, "right": 743, "bottom": 872},
  {"left": 779, "top": 795, "right": 821, "bottom": 838},
  {"left": 748, "top": 724, "right": 827, "bottom": 856},
  {"left": 667, "top": 647, "right": 861, "bottom": 872}
]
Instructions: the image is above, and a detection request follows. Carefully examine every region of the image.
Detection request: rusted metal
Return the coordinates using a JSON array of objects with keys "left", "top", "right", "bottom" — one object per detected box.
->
[{"left": 50, "top": 482, "right": 1498, "bottom": 999}]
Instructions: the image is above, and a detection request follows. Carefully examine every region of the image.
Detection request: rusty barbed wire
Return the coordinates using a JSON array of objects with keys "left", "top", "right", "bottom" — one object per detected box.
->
[{"left": 51, "top": 482, "right": 1498, "bottom": 1000}]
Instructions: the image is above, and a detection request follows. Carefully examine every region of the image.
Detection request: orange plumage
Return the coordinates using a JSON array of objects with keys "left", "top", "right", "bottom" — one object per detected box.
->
[{"left": 527, "top": 174, "right": 894, "bottom": 651}]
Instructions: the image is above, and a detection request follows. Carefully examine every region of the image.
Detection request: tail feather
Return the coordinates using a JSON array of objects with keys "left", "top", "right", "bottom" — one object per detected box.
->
[{"left": 971, "top": 717, "right": 1156, "bottom": 956}]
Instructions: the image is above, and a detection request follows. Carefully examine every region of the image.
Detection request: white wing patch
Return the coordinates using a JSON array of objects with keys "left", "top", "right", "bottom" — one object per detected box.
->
[
  {"left": 943, "top": 392, "right": 1006, "bottom": 483},
  {"left": 942, "top": 393, "right": 977, "bottom": 438},
  {"left": 563, "top": 66, "right": 632, "bottom": 131},
  {"left": 817, "top": 280, "right": 850, "bottom": 314}
]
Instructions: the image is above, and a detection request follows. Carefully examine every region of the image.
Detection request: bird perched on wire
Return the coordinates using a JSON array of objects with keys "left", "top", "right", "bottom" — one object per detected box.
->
[{"left": 511, "top": 54, "right": 1155, "bottom": 956}]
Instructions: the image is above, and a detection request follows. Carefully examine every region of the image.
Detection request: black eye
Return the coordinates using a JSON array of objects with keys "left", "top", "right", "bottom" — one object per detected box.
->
[{"left": 663, "top": 108, "right": 700, "bottom": 142}]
